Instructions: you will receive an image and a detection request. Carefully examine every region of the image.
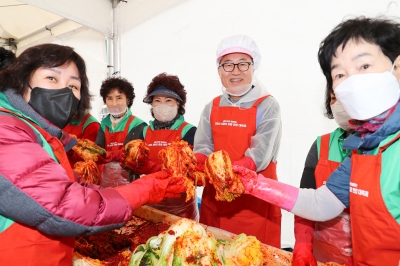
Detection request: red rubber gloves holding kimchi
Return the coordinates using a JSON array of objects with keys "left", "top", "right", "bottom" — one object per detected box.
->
[{"left": 113, "top": 171, "right": 185, "bottom": 209}]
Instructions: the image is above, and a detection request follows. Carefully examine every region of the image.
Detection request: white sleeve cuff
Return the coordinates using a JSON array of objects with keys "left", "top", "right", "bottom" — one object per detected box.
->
[{"left": 290, "top": 185, "right": 345, "bottom": 221}]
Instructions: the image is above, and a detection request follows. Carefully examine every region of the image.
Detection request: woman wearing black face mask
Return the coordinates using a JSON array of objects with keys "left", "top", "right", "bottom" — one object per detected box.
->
[{"left": 0, "top": 44, "right": 186, "bottom": 265}]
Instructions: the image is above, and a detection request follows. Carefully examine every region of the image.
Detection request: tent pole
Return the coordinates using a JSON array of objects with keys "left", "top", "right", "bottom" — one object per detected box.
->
[
  {"left": 15, "top": 18, "right": 68, "bottom": 44},
  {"left": 112, "top": 0, "right": 121, "bottom": 77}
]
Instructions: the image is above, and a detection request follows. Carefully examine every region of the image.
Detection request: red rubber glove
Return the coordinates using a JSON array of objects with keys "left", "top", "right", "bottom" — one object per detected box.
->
[
  {"left": 292, "top": 215, "right": 317, "bottom": 266},
  {"left": 136, "top": 160, "right": 161, "bottom": 175},
  {"left": 233, "top": 156, "right": 257, "bottom": 172},
  {"left": 113, "top": 171, "right": 186, "bottom": 208},
  {"left": 120, "top": 151, "right": 161, "bottom": 174},
  {"left": 194, "top": 153, "right": 207, "bottom": 172},
  {"left": 187, "top": 153, "right": 208, "bottom": 186},
  {"left": 97, "top": 150, "right": 123, "bottom": 164}
]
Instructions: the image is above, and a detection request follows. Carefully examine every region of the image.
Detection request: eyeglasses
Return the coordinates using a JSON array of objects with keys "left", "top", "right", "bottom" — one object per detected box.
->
[{"left": 219, "top": 62, "right": 253, "bottom": 72}]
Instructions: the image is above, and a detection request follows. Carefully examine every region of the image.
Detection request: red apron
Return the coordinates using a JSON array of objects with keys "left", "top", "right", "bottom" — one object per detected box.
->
[
  {"left": 145, "top": 121, "right": 188, "bottom": 162},
  {"left": 101, "top": 116, "right": 134, "bottom": 187},
  {"left": 63, "top": 113, "right": 92, "bottom": 139},
  {"left": 0, "top": 108, "right": 76, "bottom": 265},
  {"left": 63, "top": 113, "right": 91, "bottom": 168},
  {"left": 313, "top": 133, "right": 352, "bottom": 264},
  {"left": 0, "top": 223, "right": 75, "bottom": 266},
  {"left": 349, "top": 133, "right": 400, "bottom": 266},
  {"left": 104, "top": 116, "right": 134, "bottom": 152},
  {"left": 144, "top": 122, "right": 199, "bottom": 221},
  {"left": 199, "top": 95, "right": 282, "bottom": 247}
]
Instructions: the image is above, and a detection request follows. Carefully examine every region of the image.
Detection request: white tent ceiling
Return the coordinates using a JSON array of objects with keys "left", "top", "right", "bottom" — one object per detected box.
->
[{"left": 0, "top": 0, "right": 188, "bottom": 49}]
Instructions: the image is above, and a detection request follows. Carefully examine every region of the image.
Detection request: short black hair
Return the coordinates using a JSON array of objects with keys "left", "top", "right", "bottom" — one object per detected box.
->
[
  {"left": 318, "top": 16, "right": 400, "bottom": 118},
  {"left": 100, "top": 77, "right": 135, "bottom": 108},
  {"left": 0, "top": 47, "right": 16, "bottom": 70}
]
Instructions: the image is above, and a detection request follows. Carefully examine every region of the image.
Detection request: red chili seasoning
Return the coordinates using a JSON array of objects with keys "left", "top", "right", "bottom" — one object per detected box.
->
[{"left": 74, "top": 215, "right": 170, "bottom": 264}]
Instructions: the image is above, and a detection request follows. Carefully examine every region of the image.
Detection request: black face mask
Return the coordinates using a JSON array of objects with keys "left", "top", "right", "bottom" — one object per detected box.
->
[{"left": 28, "top": 87, "right": 80, "bottom": 128}]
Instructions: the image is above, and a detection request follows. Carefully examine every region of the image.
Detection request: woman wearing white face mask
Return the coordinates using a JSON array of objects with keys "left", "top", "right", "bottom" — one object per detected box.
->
[
  {"left": 141, "top": 72, "right": 198, "bottom": 221},
  {"left": 193, "top": 34, "right": 282, "bottom": 247},
  {"left": 230, "top": 17, "right": 400, "bottom": 266},
  {"left": 293, "top": 94, "right": 353, "bottom": 266},
  {"left": 95, "top": 77, "right": 147, "bottom": 187}
]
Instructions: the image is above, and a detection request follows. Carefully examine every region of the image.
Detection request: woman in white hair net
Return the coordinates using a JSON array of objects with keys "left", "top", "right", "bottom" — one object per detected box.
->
[{"left": 193, "top": 34, "right": 282, "bottom": 247}]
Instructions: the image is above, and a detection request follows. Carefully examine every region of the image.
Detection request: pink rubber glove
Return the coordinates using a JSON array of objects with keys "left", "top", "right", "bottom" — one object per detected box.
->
[
  {"left": 233, "top": 156, "right": 257, "bottom": 171},
  {"left": 292, "top": 215, "right": 317, "bottom": 266},
  {"left": 232, "top": 165, "right": 299, "bottom": 211},
  {"left": 113, "top": 171, "right": 186, "bottom": 209}
]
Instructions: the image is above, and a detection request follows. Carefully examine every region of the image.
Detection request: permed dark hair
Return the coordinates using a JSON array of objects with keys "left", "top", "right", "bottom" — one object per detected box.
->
[
  {"left": 318, "top": 16, "right": 400, "bottom": 118},
  {"left": 99, "top": 77, "right": 135, "bottom": 108},
  {"left": 0, "top": 43, "right": 91, "bottom": 121},
  {"left": 145, "top": 72, "right": 187, "bottom": 117}
]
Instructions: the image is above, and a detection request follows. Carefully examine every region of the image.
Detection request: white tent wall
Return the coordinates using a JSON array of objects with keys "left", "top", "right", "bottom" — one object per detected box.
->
[{"left": 119, "top": 0, "right": 400, "bottom": 249}]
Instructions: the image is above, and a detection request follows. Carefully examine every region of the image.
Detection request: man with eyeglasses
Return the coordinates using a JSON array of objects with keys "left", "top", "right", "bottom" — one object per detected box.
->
[{"left": 193, "top": 34, "right": 282, "bottom": 247}]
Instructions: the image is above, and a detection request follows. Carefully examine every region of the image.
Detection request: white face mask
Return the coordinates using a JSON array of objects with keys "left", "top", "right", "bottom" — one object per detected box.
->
[
  {"left": 221, "top": 84, "right": 253, "bottom": 97},
  {"left": 331, "top": 101, "right": 352, "bottom": 131},
  {"left": 334, "top": 71, "right": 400, "bottom": 120},
  {"left": 153, "top": 104, "right": 178, "bottom": 122},
  {"left": 107, "top": 106, "right": 127, "bottom": 117}
]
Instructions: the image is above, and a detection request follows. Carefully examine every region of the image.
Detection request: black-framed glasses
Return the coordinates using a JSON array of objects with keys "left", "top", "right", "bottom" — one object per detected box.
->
[{"left": 219, "top": 62, "right": 253, "bottom": 72}]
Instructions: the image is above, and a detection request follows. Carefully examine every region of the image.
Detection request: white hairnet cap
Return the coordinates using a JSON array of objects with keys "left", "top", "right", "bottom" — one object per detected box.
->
[{"left": 216, "top": 34, "right": 262, "bottom": 70}]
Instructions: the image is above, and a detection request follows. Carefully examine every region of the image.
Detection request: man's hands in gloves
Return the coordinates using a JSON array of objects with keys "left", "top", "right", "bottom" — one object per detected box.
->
[
  {"left": 232, "top": 156, "right": 257, "bottom": 172},
  {"left": 232, "top": 165, "right": 299, "bottom": 211},
  {"left": 188, "top": 153, "right": 208, "bottom": 186},
  {"left": 292, "top": 216, "right": 317, "bottom": 266},
  {"left": 113, "top": 171, "right": 186, "bottom": 209}
]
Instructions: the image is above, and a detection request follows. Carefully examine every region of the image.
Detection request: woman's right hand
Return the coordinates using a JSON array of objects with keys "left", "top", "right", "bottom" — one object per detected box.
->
[{"left": 113, "top": 171, "right": 186, "bottom": 208}]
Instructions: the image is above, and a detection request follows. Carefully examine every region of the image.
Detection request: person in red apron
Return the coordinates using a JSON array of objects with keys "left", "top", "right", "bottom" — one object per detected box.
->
[
  {"left": 194, "top": 35, "right": 282, "bottom": 247},
  {"left": 63, "top": 111, "right": 100, "bottom": 168},
  {"left": 0, "top": 43, "right": 186, "bottom": 266},
  {"left": 142, "top": 72, "right": 199, "bottom": 220},
  {"left": 95, "top": 77, "right": 147, "bottom": 187},
  {"left": 293, "top": 94, "right": 353, "bottom": 266},
  {"left": 233, "top": 17, "right": 400, "bottom": 265}
]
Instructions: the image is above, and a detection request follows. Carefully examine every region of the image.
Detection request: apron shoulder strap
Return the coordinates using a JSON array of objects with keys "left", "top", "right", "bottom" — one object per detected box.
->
[
  {"left": 0, "top": 108, "right": 37, "bottom": 141},
  {"left": 252, "top": 95, "right": 271, "bottom": 107},
  {"left": 319, "top": 133, "right": 330, "bottom": 160},
  {"left": 123, "top": 115, "right": 135, "bottom": 135},
  {"left": 177, "top": 121, "right": 189, "bottom": 137},
  {"left": 379, "top": 131, "right": 400, "bottom": 152},
  {"left": 212, "top": 96, "right": 221, "bottom": 107},
  {"left": 0, "top": 108, "right": 75, "bottom": 182},
  {"left": 80, "top": 113, "right": 91, "bottom": 126},
  {"left": 27, "top": 123, "right": 76, "bottom": 182}
]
